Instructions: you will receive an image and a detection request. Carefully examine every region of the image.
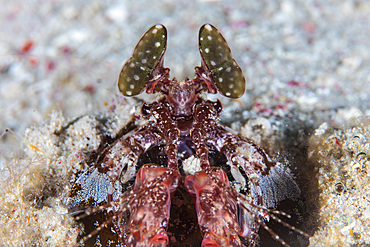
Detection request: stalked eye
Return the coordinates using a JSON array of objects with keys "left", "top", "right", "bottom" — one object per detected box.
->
[
  {"left": 118, "top": 24, "right": 167, "bottom": 96},
  {"left": 198, "top": 24, "right": 246, "bottom": 98}
]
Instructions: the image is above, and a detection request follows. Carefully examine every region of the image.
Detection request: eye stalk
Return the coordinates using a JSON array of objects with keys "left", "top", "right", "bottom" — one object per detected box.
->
[
  {"left": 166, "top": 82, "right": 198, "bottom": 117},
  {"left": 197, "top": 23, "right": 246, "bottom": 98},
  {"left": 118, "top": 24, "right": 168, "bottom": 96}
]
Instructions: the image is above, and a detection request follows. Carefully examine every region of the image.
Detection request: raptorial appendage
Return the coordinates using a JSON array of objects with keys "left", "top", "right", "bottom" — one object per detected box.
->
[
  {"left": 185, "top": 168, "right": 243, "bottom": 247},
  {"left": 125, "top": 165, "right": 180, "bottom": 246}
]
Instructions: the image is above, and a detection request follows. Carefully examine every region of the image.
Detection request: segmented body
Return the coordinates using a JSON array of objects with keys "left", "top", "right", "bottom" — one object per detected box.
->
[{"left": 69, "top": 24, "right": 307, "bottom": 247}]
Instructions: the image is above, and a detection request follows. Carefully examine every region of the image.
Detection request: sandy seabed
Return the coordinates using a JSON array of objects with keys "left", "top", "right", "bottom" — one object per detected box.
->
[{"left": 0, "top": 0, "right": 369, "bottom": 246}]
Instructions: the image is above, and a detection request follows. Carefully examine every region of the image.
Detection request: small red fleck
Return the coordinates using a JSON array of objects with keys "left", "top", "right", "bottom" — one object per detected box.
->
[
  {"left": 20, "top": 39, "right": 35, "bottom": 54},
  {"left": 47, "top": 60, "right": 56, "bottom": 71},
  {"left": 303, "top": 22, "right": 315, "bottom": 33},
  {"left": 28, "top": 56, "right": 39, "bottom": 66},
  {"left": 12, "top": 209, "right": 16, "bottom": 213},
  {"left": 76, "top": 154, "right": 80, "bottom": 158},
  {"left": 287, "top": 80, "right": 302, "bottom": 87},
  {"left": 60, "top": 46, "right": 72, "bottom": 55},
  {"left": 254, "top": 102, "right": 262, "bottom": 108},
  {"left": 276, "top": 104, "right": 287, "bottom": 111},
  {"left": 259, "top": 107, "right": 271, "bottom": 113},
  {"left": 328, "top": 178, "right": 332, "bottom": 182},
  {"left": 287, "top": 80, "right": 310, "bottom": 89},
  {"left": 83, "top": 84, "right": 96, "bottom": 94},
  {"left": 333, "top": 137, "right": 341, "bottom": 147},
  {"left": 134, "top": 115, "right": 141, "bottom": 120},
  {"left": 58, "top": 161, "right": 62, "bottom": 164}
]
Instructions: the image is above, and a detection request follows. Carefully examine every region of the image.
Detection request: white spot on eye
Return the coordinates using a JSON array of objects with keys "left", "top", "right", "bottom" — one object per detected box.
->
[
  {"left": 152, "top": 28, "right": 158, "bottom": 34},
  {"left": 207, "top": 35, "right": 212, "bottom": 40},
  {"left": 200, "top": 37, "right": 204, "bottom": 41},
  {"left": 234, "top": 89, "right": 238, "bottom": 93},
  {"left": 145, "top": 50, "right": 150, "bottom": 53},
  {"left": 229, "top": 84, "right": 234, "bottom": 89},
  {"left": 230, "top": 77, "right": 234, "bottom": 81},
  {"left": 141, "top": 59, "right": 147, "bottom": 64},
  {"left": 162, "top": 35, "right": 165, "bottom": 38},
  {"left": 210, "top": 60, "right": 216, "bottom": 66},
  {"left": 218, "top": 77, "right": 223, "bottom": 82},
  {"left": 155, "top": 42, "right": 160, "bottom": 47},
  {"left": 134, "top": 75, "right": 140, "bottom": 80},
  {"left": 126, "top": 91, "right": 132, "bottom": 96},
  {"left": 205, "top": 48, "right": 210, "bottom": 53},
  {"left": 130, "top": 84, "right": 135, "bottom": 89},
  {"left": 204, "top": 24, "right": 213, "bottom": 31},
  {"left": 126, "top": 77, "right": 131, "bottom": 82},
  {"left": 218, "top": 67, "right": 223, "bottom": 71},
  {"left": 129, "top": 62, "right": 135, "bottom": 68},
  {"left": 226, "top": 67, "right": 231, "bottom": 72},
  {"left": 153, "top": 56, "right": 157, "bottom": 59},
  {"left": 140, "top": 66, "right": 145, "bottom": 71},
  {"left": 226, "top": 92, "right": 231, "bottom": 96},
  {"left": 155, "top": 24, "right": 163, "bottom": 29}
]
